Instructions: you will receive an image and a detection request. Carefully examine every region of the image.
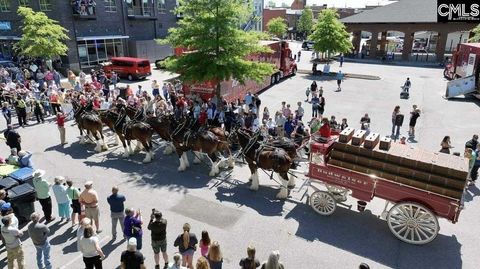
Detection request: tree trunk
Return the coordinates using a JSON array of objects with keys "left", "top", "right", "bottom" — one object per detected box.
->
[{"left": 215, "top": 82, "right": 222, "bottom": 107}]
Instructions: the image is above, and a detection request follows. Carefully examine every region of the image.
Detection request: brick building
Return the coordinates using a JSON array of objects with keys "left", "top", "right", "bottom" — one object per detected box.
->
[{"left": 0, "top": 0, "right": 177, "bottom": 71}]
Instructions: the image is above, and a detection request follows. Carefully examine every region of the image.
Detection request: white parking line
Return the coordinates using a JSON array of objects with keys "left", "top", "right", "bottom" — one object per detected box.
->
[{"left": 59, "top": 235, "right": 111, "bottom": 269}]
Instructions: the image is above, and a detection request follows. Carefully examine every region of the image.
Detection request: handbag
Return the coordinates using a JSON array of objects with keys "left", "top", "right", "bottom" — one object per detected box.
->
[{"left": 131, "top": 219, "right": 141, "bottom": 236}]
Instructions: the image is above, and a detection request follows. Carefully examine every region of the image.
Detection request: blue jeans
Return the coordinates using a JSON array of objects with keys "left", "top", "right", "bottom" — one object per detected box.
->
[{"left": 35, "top": 241, "right": 52, "bottom": 269}]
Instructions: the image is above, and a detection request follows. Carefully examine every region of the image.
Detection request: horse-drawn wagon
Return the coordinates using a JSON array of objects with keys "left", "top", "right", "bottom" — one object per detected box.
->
[{"left": 306, "top": 129, "right": 469, "bottom": 245}]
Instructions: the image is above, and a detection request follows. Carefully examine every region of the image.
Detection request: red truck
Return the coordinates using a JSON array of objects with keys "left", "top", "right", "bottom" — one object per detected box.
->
[
  {"left": 177, "top": 40, "right": 297, "bottom": 103},
  {"left": 443, "top": 43, "right": 480, "bottom": 98}
]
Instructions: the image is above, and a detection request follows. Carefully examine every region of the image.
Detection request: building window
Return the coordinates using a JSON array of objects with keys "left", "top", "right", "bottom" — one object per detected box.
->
[
  {"left": 18, "top": 0, "right": 30, "bottom": 7},
  {"left": 127, "top": 0, "right": 152, "bottom": 16},
  {"left": 77, "top": 38, "right": 125, "bottom": 68},
  {"left": 104, "top": 0, "right": 116, "bottom": 12},
  {"left": 0, "top": 0, "right": 10, "bottom": 12},
  {"left": 72, "top": 0, "right": 96, "bottom": 16},
  {"left": 157, "top": 0, "right": 165, "bottom": 13},
  {"left": 39, "top": 0, "right": 52, "bottom": 11}
]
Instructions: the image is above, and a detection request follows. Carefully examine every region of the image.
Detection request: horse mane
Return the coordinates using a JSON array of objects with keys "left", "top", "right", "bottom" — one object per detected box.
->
[{"left": 268, "top": 137, "right": 296, "bottom": 151}]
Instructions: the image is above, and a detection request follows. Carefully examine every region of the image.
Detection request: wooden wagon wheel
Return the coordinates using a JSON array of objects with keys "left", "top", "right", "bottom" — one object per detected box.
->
[
  {"left": 387, "top": 202, "right": 439, "bottom": 245},
  {"left": 310, "top": 191, "right": 336, "bottom": 216}
]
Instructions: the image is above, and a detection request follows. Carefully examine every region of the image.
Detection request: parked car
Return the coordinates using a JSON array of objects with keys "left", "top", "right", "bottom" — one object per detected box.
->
[
  {"left": 155, "top": 56, "right": 171, "bottom": 69},
  {"left": 101, "top": 57, "right": 151, "bottom": 81},
  {"left": 302, "top": 41, "right": 315, "bottom": 50}
]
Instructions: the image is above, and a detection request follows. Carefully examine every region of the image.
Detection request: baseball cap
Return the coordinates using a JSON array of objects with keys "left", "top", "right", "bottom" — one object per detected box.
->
[
  {"left": 1, "top": 202, "right": 12, "bottom": 211},
  {"left": 128, "top": 237, "right": 137, "bottom": 247}
]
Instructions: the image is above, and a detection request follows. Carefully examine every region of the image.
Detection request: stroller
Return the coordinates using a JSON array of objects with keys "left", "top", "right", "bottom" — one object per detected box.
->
[{"left": 400, "top": 86, "right": 410, "bottom": 99}]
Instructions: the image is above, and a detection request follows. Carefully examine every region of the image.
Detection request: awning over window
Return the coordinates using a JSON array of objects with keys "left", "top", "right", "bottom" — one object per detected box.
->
[
  {"left": 0, "top": 36, "right": 21, "bottom": 41},
  {"left": 76, "top": 35, "right": 129, "bottom": 41}
]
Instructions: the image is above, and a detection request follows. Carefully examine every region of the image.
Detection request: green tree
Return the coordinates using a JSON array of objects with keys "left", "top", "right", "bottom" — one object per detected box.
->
[
  {"left": 159, "top": 0, "right": 275, "bottom": 101},
  {"left": 15, "top": 7, "right": 69, "bottom": 58},
  {"left": 297, "top": 8, "right": 314, "bottom": 38},
  {"left": 469, "top": 24, "right": 480, "bottom": 42},
  {"left": 267, "top": 17, "right": 287, "bottom": 39},
  {"left": 309, "top": 9, "right": 353, "bottom": 58}
]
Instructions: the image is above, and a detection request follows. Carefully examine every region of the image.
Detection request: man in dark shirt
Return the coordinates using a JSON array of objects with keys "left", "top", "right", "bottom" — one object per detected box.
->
[
  {"left": 465, "top": 135, "right": 478, "bottom": 150},
  {"left": 147, "top": 211, "right": 168, "bottom": 269},
  {"left": 120, "top": 238, "right": 146, "bottom": 269},
  {"left": 4, "top": 125, "right": 21, "bottom": 151},
  {"left": 107, "top": 186, "right": 126, "bottom": 239}
]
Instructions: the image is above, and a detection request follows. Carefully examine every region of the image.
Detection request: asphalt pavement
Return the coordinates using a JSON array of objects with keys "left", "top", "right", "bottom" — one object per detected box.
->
[{"left": 0, "top": 42, "right": 479, "bottom": 269}]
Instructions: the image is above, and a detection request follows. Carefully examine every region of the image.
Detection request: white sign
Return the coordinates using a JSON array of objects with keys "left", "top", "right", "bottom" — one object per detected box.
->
[
  {"left": 466, "top": 53, "right": 476, "bottom": 77},
  {"left": 445, "top": 75, "right": 476, "bottom": 98}
]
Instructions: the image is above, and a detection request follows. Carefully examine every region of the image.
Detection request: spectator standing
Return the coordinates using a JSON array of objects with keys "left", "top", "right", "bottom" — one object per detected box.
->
[
  {"left": 311, "top": 94, "right": 319, "bottom": 118},
  {"left": 261, "top": 250, "right": 284, "bottom": 269},
  {"left": 120, "top": 238, "right": 146, "bottom": 269},
  {"left": 310, "top": 81, "right": 318, "bottom": 95},
  {"left": 33, "top": 100, "right": 45, "bottom": 123},
  {"left": 27, "top": 212, "right": 52, "bottom": 269},
  {"left": 79, "top": 225, "right": 105, "bottom": 269},
  {"left": 244, "top": 92, "right": 253, "bottom": 107},
  {"left": 207, "top": 241, "right": 223, "bottom": 269},
  {"left": 67, "top": 70, "right": 76, "bottom": 88},
  {"left": 408, "top": 105, "right": 420, "bottom": 138},
  {"left": 391, "top": 106, "right": 401, "bottom": 139},
  {"left": 297, "top": 51, "right": 301, "bottom": 62},
  {"left": 124, "top": 208, "right": 143, "bottom": 250},
  {"left": 1, "top": 216, "right": 25, "bottom": 269},
  {"left": 239, "top": 245, "right": 260, "bottom": 269},
  {"left": 66, "top": 179, "right": 82, "bottom": 226},
  {"left": 148, "top": 210, "right": 169, "bottom": 269},
  {"left": 51, "top": 176, "right": 71, "bottom": 222},
  {"left": 470, "top": 144, "right": 480, "bottom": 185},
  {"left": 339, "top": 54, "right": 344, "bottom": 67},
  {"left": 57, "top": 111, "right": 67, "bottom": 145},
  {"left": 32, "top": 170, "right": 55, "bottom": 222},
  {"left": 305, "top": 87, "right": 310, "bottom": 102},
  {"left": 199, "top": 230, "right": 211, "bottom": 257},
  {"left": 4, "top": 125, "right": 21, "bottom": 151},
  {"left": 107, "top": 186, "right": 126, "bottom": 240},
  {"left": 15, "top": 96, "right": 27, "bottom": 127},
  {"left": 174, "top": 223, "right": 198, "bottom": 269},
  {"left": 79, "top": 181, "right": 101, "bottom": 232},
  {"left": 284, "top": 115, "right": 295, "bottom": 138},
  {"left": 275, "top": 112, "right": 286, "bottom": 137},
  {"left": 1, "top": 203, "right": 19, "bottom": 229},
  {"left": 2, "top": 102, "right": 12, "bottom": 124},
  {"left": 18, "top": 150, "right": 34, "bottom": 168},
  {"left": 0, "top": 190, "right": 6, "bottom": 208},
  {"left": 465, "top": 135, "right": 479, "bottom": 151},
  {"left": 168, "top": 253, "right": 187, "bottom": 269},
  {"left": 196, "top": 256, "right": 211, "bottom": 269},
  {"left": 335, "top": 71, "right": 344, "bottom": 92},
  {"left": 296, "top": 102, "right": 304, "bottom": 121},
  {"left": 318, "top": 93, "right": 325, "bottom": 116},
  {"left": 440, "top": 136, "right": 453, "bottom": 154},
  {"left": 403, "top": 77, "right": 412, "bottom": 93},
  {"left": 6, "top": 148, "right": 19, "bottom": 165}
]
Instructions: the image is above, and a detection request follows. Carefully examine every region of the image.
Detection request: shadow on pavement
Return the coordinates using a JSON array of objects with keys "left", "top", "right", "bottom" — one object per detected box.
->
[
  {"left": 445, "top": 96, "right": 480, "bottom": 109},
  {"left": 285, "top": 202, "right": 462, "bottom": 269},
  {"left": 463, "top": 184, "right": 480, "bottom": 202},
  {"left": 103, "top": 238, "right": 126, "bottom": 256},
  {"left": 50, "top": 224, "right": 75, "bottom": 245}
]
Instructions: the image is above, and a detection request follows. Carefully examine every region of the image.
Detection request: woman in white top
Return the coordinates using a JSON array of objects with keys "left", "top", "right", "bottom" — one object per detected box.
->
[{"left": 79, "top": 225, "right": 105, "bottom": 269}]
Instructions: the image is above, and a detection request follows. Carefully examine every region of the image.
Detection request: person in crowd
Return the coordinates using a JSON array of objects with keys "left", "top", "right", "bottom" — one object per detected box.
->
[
  {"left": 318, "top": 93, "right": 325, "bottom": 116},
  {"left": 66, "top": 179, "right": 82, "bottom": 226},
  {"left": 310, "top": 81, "right": 317, "bottom": 95},
  {"left": 120, "top": 237, "right": 146, "bottom": 269},
  {"left": 335, "top": 70, "right": 344, "bottom": 92},
  {"left": 469, "top": 144, "right": 480, "bottom": 185},
  {"left": 2, "top": 101, "right": 12, "bottom": 124},
  {"left": 284, "top": 115, "right": 295, "bottom": 138},
  {"left": 440, "top": 136, "right": 453, "bottom": 154},
  {"left": 403, "top": 77, "right": 412, "bottom": 93},
  {"left": 239, "top": 245, "right": 260, "bottom": 269},
  {"left": 80, "top": 181, "right": 101, "bottom": 232},
  {"left": 168, "top": 252, "right": 187, "bottom": 269},
  {"left": 465, "top": 134, "right": 479, "bottom": 151},
  {"left": 4, "top": 125, "right": 21, "bottom": 151},
  {"left": 51, "top": 176, "right": 71, "bottom": 222},
  {"left": 329, "top": 115, "right": 338, "bottom": 129},
  {"left": 77, "top": 218, "right": 93, "bottom": 250},
  {"left": 56, "top": 111, "right": 67, "bottom": 145},
  {"left": 465, "top": 148, "right": 476, "bottom": 185},
  {"left": 262, "top": 107, "right": 270, "bottom": 122},
  {"left": 408, "top": 105, "right": 420, "bottom": 138},
  {"left": 360, "top": 113, "right": 371, "bottom": 130},
  {"left": 196, "top": 256, "right": 211, "bottom": 269},
  {"left": 318, "top": 118, "right": 331, "bottom": 139},
  {"left": 1, "top": 216, "right": 25, "bottom": 269},
  {"left": 261, "top": 250, "right": 284, "bottom": 269},
  {"left": 32, "top": 169, "right": 55, "bottom": 222},
  {"left": 305, "top": 86, "right": 310, "bottom": 102},
  {"left": 196, "top": 230, "right": 211, "bottom": 258},
  {"left": 6, "top": 148, "right": 19, "bottom": 165},
  {"left": 15, "top": 96, "right": 27, "bottom": 127},
  {"left": 79, "top": 225, "right": 105, "bottom": 269},
  {"left": 148, "top": 210, "right": 169, "bottom": 269},
  {"left": 309, "top": 117, "right": 321, "bottom": 134},
  {"left": 68, "top": 70, "right": 77, "bottom": 88},
  {"left": 1, "top": 202, "right": 19, "bottom": 229},
  {"left": 296, "top": 102, "right": 304, "bottom": 121},
  {"left": 340, "top": 118, "right": 348, "bottom": 130},
  {"left": 28, "top": 212, "right": 52, "bottom": 269},
  {"left": 174, "top": 223, "right": 198, "bottom": 269},
  {"left": 107, "top": 186, "right": 126, "bottom": 240},
  {"left": 124, "top": 208, "right": 143, "bottom": 250},
  {"left": 311, "top": 94, "right": 319, "bottom": 118},
  {"left": 0, "top": 190, "right": 6, "bottom": 208},
  {"left": 391, "top": 106, "right": 402, "bottom": 140},
  {"left": 207, "top": 241, "right": 223, "bottom": 269},
  {"left": 34, "top": 99, "right": 45, "bottom": 123},
  {"left": 18, "top": 150, "right": 34, "bottom": 168}
]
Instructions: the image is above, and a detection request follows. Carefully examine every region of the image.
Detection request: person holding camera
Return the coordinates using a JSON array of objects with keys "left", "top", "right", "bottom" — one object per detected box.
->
[
  {"left": 124, "top": 208, "right": 143, "bottom": 250},
  {"left": 148, "top": 210, "right": 169, "bottom": 269}
]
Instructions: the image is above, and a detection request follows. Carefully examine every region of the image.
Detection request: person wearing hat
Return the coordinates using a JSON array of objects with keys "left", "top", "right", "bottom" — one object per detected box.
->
[
  {"left": 52, "top": 176, "right": 71, "bottom": 222},
  {"left": 121, "top": 237, "right": 146, "bottom": 269},
  {"left": 1, "top": 202, "right": 19, "bottom": 230},
  {"left": 1, "top": 216, "right": 25, "bottom": 269},
  {"left": 79, "top": 181, "right": 101, "bottom": 233},
  {"left": 27, "top": 212, "right": 52, "bottom": 269},
  {"left": 17, "top": 150, "right": 34, "bottom": 169},
  {"left": 3, "top": 125, "right": 21, "bottom": 151},
  {"left": 32, "top": 170, "right": 55, "bottom": 222}
]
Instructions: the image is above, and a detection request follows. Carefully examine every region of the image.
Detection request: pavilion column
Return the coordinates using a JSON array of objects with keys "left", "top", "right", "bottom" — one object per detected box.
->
[
  {"left": 402, "top": 32, "right": 414, "bottom": 61},
  {"left": 435, "top": 31, "right": 448, "bottom": 63},
  {"left": 352, "top": 31, "right": 362, "bottom": 56},
  {"left": 379, "top": 31, "right": 387, "bottom": 57},
  {"left": 369, "top": 31, "right": 378, "bottom": 59}
]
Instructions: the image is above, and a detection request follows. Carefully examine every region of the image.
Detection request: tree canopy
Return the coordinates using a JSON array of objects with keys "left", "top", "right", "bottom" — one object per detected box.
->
[
  {"left": 297, "top": 8, "right": 314, "bottom": 37},
  {"left": 267, "top": 17, "right": 287, "bottom": 39},
  {"left": 309, "top": 9, "right": 353, "bottom": 58},
  {"left": 159, "top": 0, "right": 275, "bottom": 100},
  {"left": 15, "top": 7, "right": 69, "bottom": 58},
  {"left": 469, "top": 24, "right": 480, "bottom": 42}
]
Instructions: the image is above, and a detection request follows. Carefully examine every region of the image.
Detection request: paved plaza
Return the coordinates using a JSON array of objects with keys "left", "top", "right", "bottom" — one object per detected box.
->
[{"left": 1, "top": 49, "right": 479, "bottom": 269}]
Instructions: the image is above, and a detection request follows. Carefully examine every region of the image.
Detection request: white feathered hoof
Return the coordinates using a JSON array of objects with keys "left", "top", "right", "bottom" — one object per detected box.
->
[
  {"left": 250, "top": 173, "right": 259, "bottom": 190},
  {"left": 142, "top": 153, "right": 152, "bottom": 163},
  {"left": 94, "top": 141, "right": 102, "bottom": 152},
  {"left": 163, "top": 145, "right": 173, "bottom": 155},
  {"left": 178, "top": 165, "right": 186, "bottom": 172},
  {"left": 79, "top": 136, "right": 86, "bottom": 145},
  {"left": 250, "top": 182, "right": 259, "bottom": 191},
  {"left": 102, "top": 142, "right": 109, "bottom": 151},
  {"left": 193, "top": 156, "right": 201, "bottom": 164},
  {"left": 129, "top": 147, "right": 134, "bottom": 155},
  {"left": 122, "top": 150, "right": 130, "bottom": 158},
  {"left": 209, "top": 169, "right": 216, "bottom": 177},
  {"left": 276, "top": 188, "right": 288, "bottom": 199},
  {"left": 228, "top": 157, "right": 235, "bottom": 168},
  {"left": 287, "top": 177, "right": 296, "bottom": 189}
]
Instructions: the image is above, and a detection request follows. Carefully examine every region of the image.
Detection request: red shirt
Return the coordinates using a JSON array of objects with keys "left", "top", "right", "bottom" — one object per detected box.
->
[
  {"left": 318, "top": 124, "right": 331, "bottom": 138},
  {"left": 57, "top": 114, "right": 66, "bottom": 127},
  {"left": 93, "top": 99, "right": 101, "bottom": 110},
  {"left": 199, "top": 111, "right": 207, "bottom": 125}
]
